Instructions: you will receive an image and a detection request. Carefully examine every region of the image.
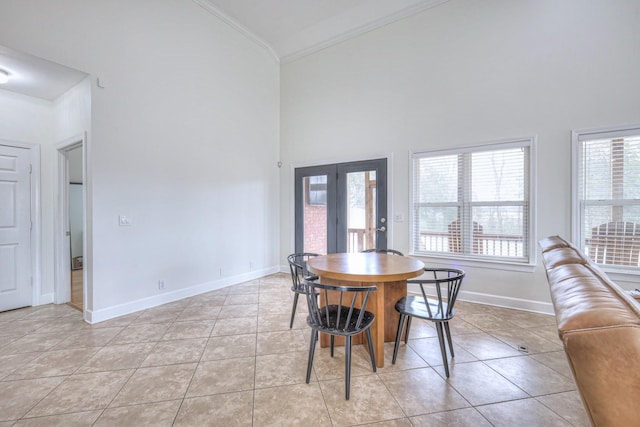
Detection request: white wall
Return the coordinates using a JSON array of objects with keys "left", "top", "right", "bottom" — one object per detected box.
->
[
  {"left": 0, "top": 0, "right": 280, "bottom": 321},
  {"left": 280, "top": 0, "right": 640, "bottom": 311}
]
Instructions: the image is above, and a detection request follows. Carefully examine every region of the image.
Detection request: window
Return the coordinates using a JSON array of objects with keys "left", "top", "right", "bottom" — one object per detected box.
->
[
  {"left": 411, "top": 138, "right": 534, "bottom": 263},
  {"left": 573, "top": 125, "right": 640, "bottom": 270},
  {"left": 306, "top": 175, "right": 327, "bottom": 206}
]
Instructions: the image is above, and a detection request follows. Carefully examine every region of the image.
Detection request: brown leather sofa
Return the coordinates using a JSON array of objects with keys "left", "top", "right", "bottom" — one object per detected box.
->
[{"left": 539, "top": 236, "right": 640, "bottom": 427}]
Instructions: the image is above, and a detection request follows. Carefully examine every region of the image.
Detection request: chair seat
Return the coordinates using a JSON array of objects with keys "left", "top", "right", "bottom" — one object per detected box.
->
[
  {"left": 395, "top": 295, "right": 454, "bottom": 322},
  {"left": 307, "top": 305, "right": 375, "bottom": 336}
]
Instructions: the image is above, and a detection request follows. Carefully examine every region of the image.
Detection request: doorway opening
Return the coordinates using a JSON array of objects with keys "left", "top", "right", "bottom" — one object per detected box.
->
[{"left": 55, "top": 136, "right": 86, "bottom": 313}]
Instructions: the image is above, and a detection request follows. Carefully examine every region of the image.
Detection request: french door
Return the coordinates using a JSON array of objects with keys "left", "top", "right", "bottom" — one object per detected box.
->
[{"left": 294, "top": 158, "right": 387, "bottom": 254}]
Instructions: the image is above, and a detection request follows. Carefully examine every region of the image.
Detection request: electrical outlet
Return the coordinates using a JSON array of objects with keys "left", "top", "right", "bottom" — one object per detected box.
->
[
  {"left": 219, "top": 267, "right": 223, "bottom": 277},
  {"left": 517, "top": 344, "right": 529, "bottom": 353},
  {"left": 158, "top": 280, "right": 165, "bottom": 290},
  {"left": 250, "top": 261, "right": 254, "bottom": 271}
]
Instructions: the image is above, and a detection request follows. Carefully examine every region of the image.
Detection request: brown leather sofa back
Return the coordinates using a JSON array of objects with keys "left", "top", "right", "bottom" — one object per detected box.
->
[{"left": 539, "top": 236, "right": 640, "bottom": 427}]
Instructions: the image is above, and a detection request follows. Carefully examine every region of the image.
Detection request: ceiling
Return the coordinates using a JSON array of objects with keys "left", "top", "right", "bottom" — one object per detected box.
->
[
  {"left": 0, "top": 0, "right": 448, "bottom": 100},
  {"left": 194, "top": 0, "right": 449, "bottom": 62},
  {"left": 0, "top": 45, "right": 88, "bottom": 101}
]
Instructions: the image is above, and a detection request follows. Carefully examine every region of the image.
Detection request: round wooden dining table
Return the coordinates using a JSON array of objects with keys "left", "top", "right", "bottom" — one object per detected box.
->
[{"left": 307, "top": 252, "right": 425, "bottom": 367}]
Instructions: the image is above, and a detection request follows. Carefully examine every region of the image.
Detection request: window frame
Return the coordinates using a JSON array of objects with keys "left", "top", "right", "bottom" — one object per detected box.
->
[
  {"left": 571, "top": 124, "right": 640, "bottom": 279},
  {"left": 409, "top": 137, "right": 537, "bottom": 271}
]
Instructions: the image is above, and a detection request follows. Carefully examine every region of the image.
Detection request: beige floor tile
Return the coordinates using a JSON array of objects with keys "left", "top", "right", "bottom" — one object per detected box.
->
[
  {"left": 441, "top": 361, "right": 528, "bottom": 406},
  {"left": 320, "top": 375, "right": 405, "bottom": 426},
  {"left": 225, "top": 293, "right": 259, "bottom": 305},
  {"left": 29, "top": 318, "right": 90, "bottom": 335},
  {"left": 162, "top": 320, "right": 215, "bottom": 340},
  {"left": 202, "top": 333, "right": 256, "bottom": 360},
  {"left": 6, "top": 347, "right": 100, "bottom": 380},
  {"left": 256, "top": 329, "right": 308, "bottom": 355},
  {"left": 52, "top": 327, "right": 123, "bottom": 350},
  {"left": 217, "top": 304, "right": 258, "bottom": 319},
  {"left": 258, "top": 302, "right": 297, "bottom": 317},
  {"left": 255, "top": 350, "right": 315, "bottom": 388},
  {"left": 379, "top": 368, "right": 469, "bottom": 416},
  {"left": 211, "top": 317, "right": 257, "bottom": 336},
  {"left": 176, "top": 306, "right": 223, "bottom": 322},
  {"left": 110, "top": 363, "right": 197, "bottom": 406},
  {"left": 536, "top": 391, "right": 591, "bottom": 426},
  {"left": 141, "top": 338, "right": 207, "bottom": 366},
  {"left": 26, "top": 370, "right": 133, "bottom": 417},
  {"left": 531, "top": 325, "right": 563, "bottom": 342},
  {"left": 132, "top": 308, "right": 182, "bottom": 324},
  {"left": 376, "top": 341, "right": 429, "bottom": 372},
  {"left": 254, "top": 383, "right": 332, "bottom": 426},
  {"left": 407, "top": 337, "right": 477, "bottom": 366},
  {"left": 0, "top": 319, "right": 45, "bottom": 336},
  {"left": 484, "top": 356, "right": 576, "bottom": 396},
  {"left": 95, "top": 400, "right": 181, "bottom": 427},
  {"left": 257, "top": 313, "right": 307, "bottom": 332},
  {"left": 457, "top": 312, "right": 520, "bottom": 331},
  {"left": 0, "top": 333, "right": 66, "bottom": 355},
  {"left": 451, "top": 332, "right": 523, "bottom": 360},
  {"left": 410, "top": 408, "right": 492, "bottom": 427},
  {"left": 358, "top": 419, "right": 413, "bottom": 427},
  {"left": 76, "top": 342, "right": 156, "bottom": 373},
  {"left": 308, "top": 345, "right": 376, "bottom": 381},
  {"left": 110, "top": 322, "right": 171, "bottom": 344},
  {"left": 403, "top": 319, "right": 438, "bottom": 339},
  {"left": 0, "top": 377, "right": 65, "bottom": 421},
  {"left": 498, "top": 310, "right": 557, "bottom": 329},
  {"left": 186, "top": 294, "right": 227, "bottom": 308},
  {"left": 12, "top": 410, "right": 102, "bottom": 426},
  {"left": 258, "top": 290, "right": 293, "bottom": 305},
  {"left": 229, "top": 282, "right": 261, "bottom": 294},
  {"left": 530, "top": 350, "right": 574, "bottom": 379},
  {"left": 0, "top": 353, "right": 42, "bottom": 379},
  {"left": 477, "top": 398, "right": 573, "bottom": 426},
  {"left": 186, "top": 357, "right": 255, "bottom": 397},
  {"left": 489, "top": 328, "right": 562, "bottom": 354},
  {"left": 174, "top": 391, "right": 253, "bottom": 427}
]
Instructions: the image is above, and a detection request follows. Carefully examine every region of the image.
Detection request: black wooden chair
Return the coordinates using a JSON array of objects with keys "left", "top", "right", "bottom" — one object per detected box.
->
[
  {"left": 287, "top": 253, "right": 320, "bottom": 328},
  {"left": 303, "top": 280, "right": 377, "bottom": 400},
  {"left": 361, "top": 248, "right": 404, "bottom": 256},
  {"left": 392, "top": 268, "right": 465, "bottom": 377}
]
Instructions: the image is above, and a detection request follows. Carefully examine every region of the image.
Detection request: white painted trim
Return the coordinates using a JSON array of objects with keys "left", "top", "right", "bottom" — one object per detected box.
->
[
  {"left": 192, "top": 0, "right": 280, "bottom": 64},
  {"left": 280, "top": 0, "right": 450, "bottom": 63},
  {"left": 0, "top": 140, "right": 42, "bottom": 307},
  {"left": 409, "top": 136, "right": 537, "bottom": 266},
  {"left": 85, "top": 266, "right": 279, "bottom": 324},
  {"left": 54, "top": 134, "right": 86, "bottom": 308},
  {"left": 407, "top": 283, "right": 555, "bottom": 315}
]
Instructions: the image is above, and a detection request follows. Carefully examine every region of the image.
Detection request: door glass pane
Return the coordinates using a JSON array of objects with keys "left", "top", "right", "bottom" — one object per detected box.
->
[
  {"left": 303, "top": 175, "right": 327, "bottom": 254},
  {"left": 347, "top": 171, "right": 377, "bottom": 252}
]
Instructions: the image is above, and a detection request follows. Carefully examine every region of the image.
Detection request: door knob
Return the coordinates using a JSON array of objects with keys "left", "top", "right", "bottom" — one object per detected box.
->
[{"left": 376, "top": 226, "right": 386, "bottom": 232}]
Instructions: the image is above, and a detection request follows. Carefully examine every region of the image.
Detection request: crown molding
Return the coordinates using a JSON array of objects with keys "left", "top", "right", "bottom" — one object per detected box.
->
[
  {"left": 279, "top": 0, "right": 450, "bottom": 64},
  {"left": 192, "top": 0, "right": 280, "bottom": 64}
]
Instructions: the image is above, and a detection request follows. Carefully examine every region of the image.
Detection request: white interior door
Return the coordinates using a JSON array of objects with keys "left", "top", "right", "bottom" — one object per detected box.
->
[{"left": 0, "top": 145, "right": 32, "bottom": 311}]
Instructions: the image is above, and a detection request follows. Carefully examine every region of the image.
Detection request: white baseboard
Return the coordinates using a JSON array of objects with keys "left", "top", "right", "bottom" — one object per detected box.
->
[
  {"left": 85, "top": 266, "right": 280, "bottom": 324},
  {"left": 407, "top": 284, "right": 555, "bottom": 315}
]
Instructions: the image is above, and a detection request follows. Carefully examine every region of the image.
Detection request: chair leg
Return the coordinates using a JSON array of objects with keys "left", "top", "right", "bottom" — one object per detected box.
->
[
  {"left": 443, "top": 321, "right": 454, "bottom": 358},
  {"left": 306, "top": 329, "right": 318, "bottom": 384},
  {"left": 365, "top": 328, "right": 376, "bottom": 372},
  {"left": 290, "top": 293, "right": 299, "bottom": 329},
  {"left": 345, "top": 335, "right": 352, "bottom": 400},
  {"left": 330, "top": 335, "right": 335, "bottom": 357},
  {"left": 435, "top": 322, "right": 450, "bottom": 377},
  {"left": 404, "top": 316, "right": 413, "bottom": 344},
  {"left": 392, "top": 314, "right": 406, "bottom": 364}
]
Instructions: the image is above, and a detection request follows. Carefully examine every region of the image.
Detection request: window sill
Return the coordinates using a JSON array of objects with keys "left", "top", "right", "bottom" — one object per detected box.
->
[
  {"left": 409, "top": 253, "right": 536, "bottom": 273},
  {"left": 598, "top": 266, "right": 640, "bottom": 283}
]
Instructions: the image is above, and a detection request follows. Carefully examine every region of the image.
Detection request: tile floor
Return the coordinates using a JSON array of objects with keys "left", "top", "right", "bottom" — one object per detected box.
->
[{"left": 0, "top": 273, "right": 590, "bottom": 426}]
